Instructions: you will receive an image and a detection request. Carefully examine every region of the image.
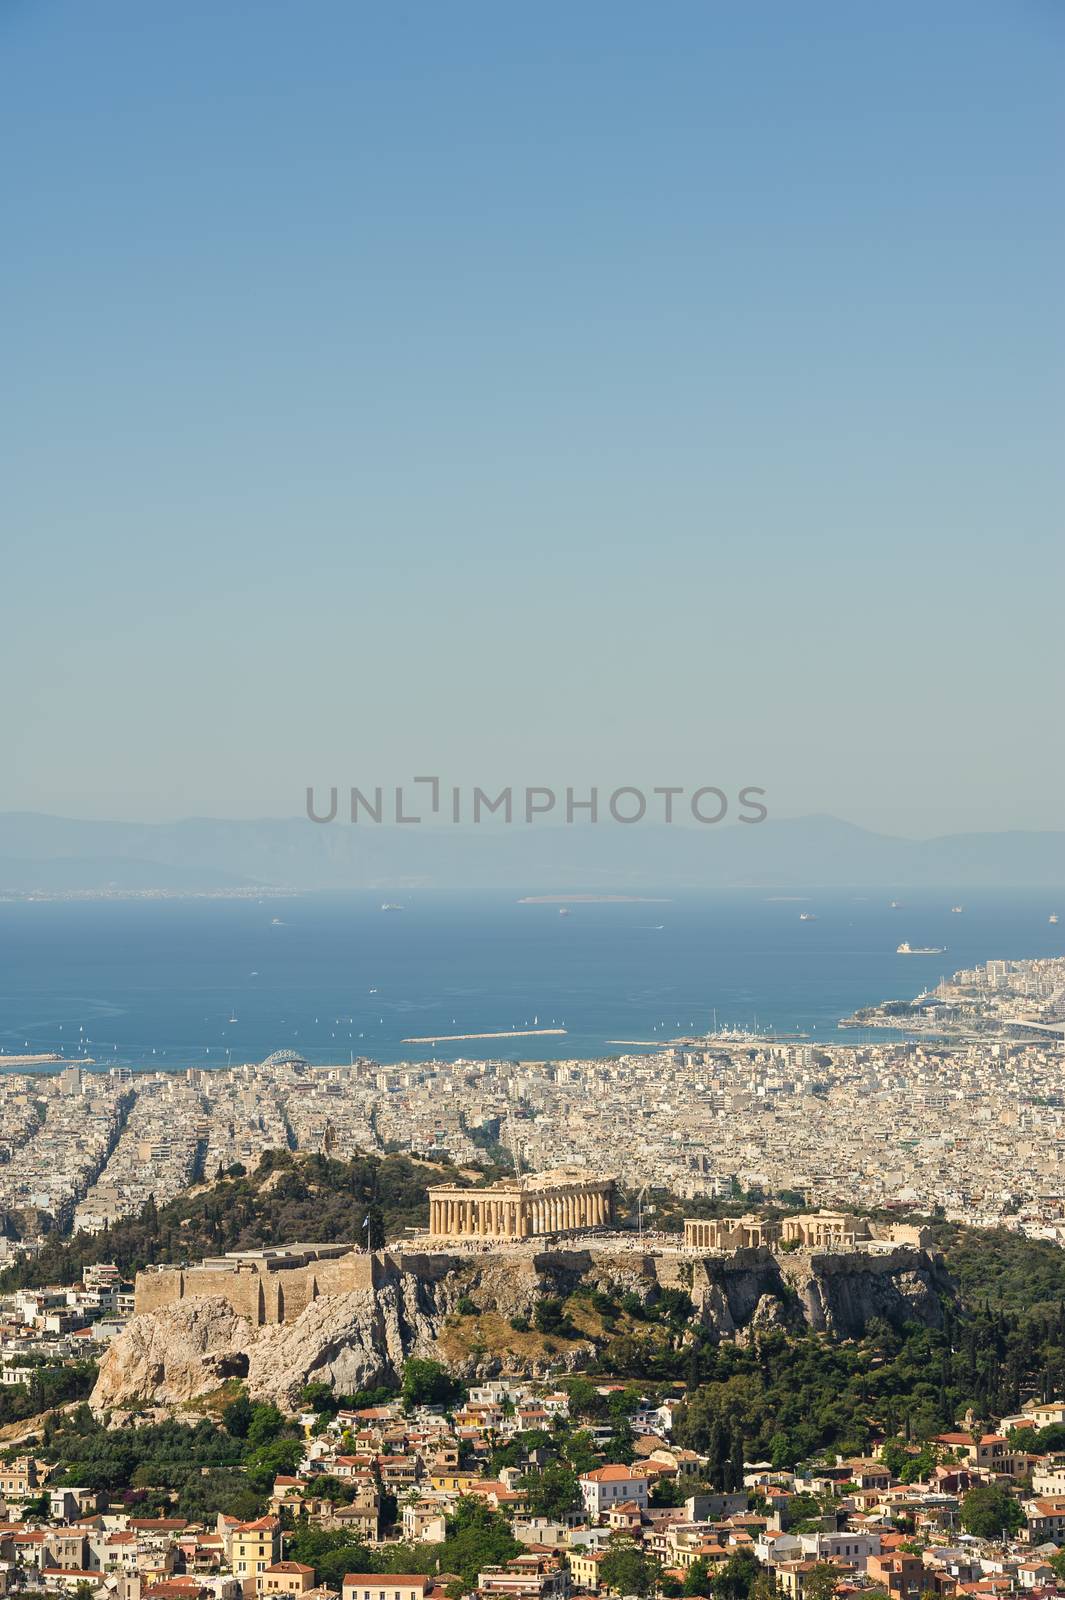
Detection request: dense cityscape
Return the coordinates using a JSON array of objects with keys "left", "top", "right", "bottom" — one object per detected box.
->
[
  {"left": 3, "top": 958, "right": 1064, "bottom": 1258},
  {"left": 1, "top": 955, "right": 1065, "bottom": 1600}
]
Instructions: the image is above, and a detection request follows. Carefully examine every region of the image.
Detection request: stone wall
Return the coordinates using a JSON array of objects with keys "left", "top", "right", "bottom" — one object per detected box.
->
[{"left": 134, "top": 1250, "right": 378, "bottom": 1326}]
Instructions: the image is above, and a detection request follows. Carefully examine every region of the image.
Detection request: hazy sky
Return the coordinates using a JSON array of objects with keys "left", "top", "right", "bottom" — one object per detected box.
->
[{"left": 3, "top": 1, "right": 1062, "bottom": 836}]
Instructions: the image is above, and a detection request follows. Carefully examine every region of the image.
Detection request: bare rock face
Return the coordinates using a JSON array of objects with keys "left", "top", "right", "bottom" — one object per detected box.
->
[
  {"left": 248, "top": 1278, "right": 441, "bottom": 1409},
  {"left": 777, "top": 1247, "right": 952, "bottom": 1336},
  {"left": 92, "top": 1268, "right": 453, "bottom": 1415},
  {"left": 90, "top": 1296, "right": 253, "bottom": 1410}
]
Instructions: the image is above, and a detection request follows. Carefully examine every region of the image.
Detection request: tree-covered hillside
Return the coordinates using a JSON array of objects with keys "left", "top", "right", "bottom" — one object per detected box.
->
[
  {"left": 927, "top": 1222, "right": 1065, "bottom": 1311},
  {"left": 0, "top": 1149, "right": 499, "bottom": 1290}
]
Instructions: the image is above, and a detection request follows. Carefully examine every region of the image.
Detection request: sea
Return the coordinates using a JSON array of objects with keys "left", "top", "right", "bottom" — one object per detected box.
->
[{"left": 0, "top": 888, "right": 1061, "bottom": 1073}]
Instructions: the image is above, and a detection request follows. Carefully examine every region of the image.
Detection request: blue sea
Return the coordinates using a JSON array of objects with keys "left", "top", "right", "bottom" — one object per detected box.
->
[{"left": 0, "top": 889, "right": 1061, "bottom": 1072}]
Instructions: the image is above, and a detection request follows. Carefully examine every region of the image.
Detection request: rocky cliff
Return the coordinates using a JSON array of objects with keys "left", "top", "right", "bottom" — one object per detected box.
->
[
  {"left": 776, "top": 1245, "right": 954, "bottom": 1336},
  {"left": 91, "top": 1242, "right": 955, "bottom": 1412}
]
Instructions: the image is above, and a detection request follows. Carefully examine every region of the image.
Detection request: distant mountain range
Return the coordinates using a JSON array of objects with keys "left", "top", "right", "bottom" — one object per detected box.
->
[{"left": 0, "top": 810, "right": 1063, "bottom": 892}]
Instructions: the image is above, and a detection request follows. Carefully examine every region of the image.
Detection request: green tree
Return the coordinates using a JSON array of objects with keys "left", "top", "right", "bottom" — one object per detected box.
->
[
  {"left": 246, "top": 1403, "right": 287, "bottom": 1449},
  {"left": 959, "top": 1484, "right": 1023, "bottom": 1540},
  {"left": 440, "top": 1498, "right": 522, "bottom": 1588},
  {"left": 522, "top": 1462, "right": 581, "bottom": 1519},
  {"left": 600, "top": 1540, "right": 661, "bottom": 1598},
  {"left": 222, "top": 1393, "right": 254, "bottom": 1438},
  {"left": 301, "top": 1382, "right": 337, "bottom": 1415},
  {"left": 401, "top": 1358, "right": 463, "bottom": 1410},
  {"left": 749, "top": 1576, "right": 778, "bottom": 1600},
  {"left": 684, "top": 1558, "right": 713, "bottom": 1596},
  {"left": 565, "top": 1377, "right": 605, "bottom": 1419},
  {"left": 712, "top": 1550, "right": 761, "bottom": 1600},
  {"left": 244, "top": 1436, "right": 303, "bottom": 1493},
  {"left": 566, "top": 1432, "right": 602, "bottom": 1476},
  {"left": 800, "top": 1565, "right": 841, "bottom": 1600}
]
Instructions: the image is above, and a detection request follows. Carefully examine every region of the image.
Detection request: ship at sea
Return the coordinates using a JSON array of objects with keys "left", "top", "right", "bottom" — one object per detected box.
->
[
  {"left": 799, "top": 912, "right": 816, "bottom": 921},
  {"left": 897, "top": 942, "right": 945, "bottom": 955},
  {"left": 1051, "top": 914, "right": 1060, "bottom": 925}
]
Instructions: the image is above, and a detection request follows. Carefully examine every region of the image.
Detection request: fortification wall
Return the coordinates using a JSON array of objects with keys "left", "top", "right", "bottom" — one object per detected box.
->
[
  {"left": 314, "top": 1253, "right": 378, "bottom": 1296},
  {"left": 135, "top": 1268, "right": 185, "bottom": 1315},
  {"left": 134, "top": 1249, "right": 380, "bottom": 1324}
]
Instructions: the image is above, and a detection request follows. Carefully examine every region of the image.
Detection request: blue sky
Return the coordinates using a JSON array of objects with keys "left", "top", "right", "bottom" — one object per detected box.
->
[{"left": 3, "top": 1, "right": 1062, "bottom": 834}]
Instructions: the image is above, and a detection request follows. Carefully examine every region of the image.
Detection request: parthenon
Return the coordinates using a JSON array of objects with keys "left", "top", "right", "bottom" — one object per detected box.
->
[{"left": 427, "top": 1167, "right": 616, "bottom": 1240}]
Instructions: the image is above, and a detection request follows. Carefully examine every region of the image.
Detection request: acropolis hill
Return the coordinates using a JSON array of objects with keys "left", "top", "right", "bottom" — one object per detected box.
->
[
  {"left": 103, "top": 1199, "right": 954, "bottom": 1410},
  {"left": 123, "top": 1170, "right": 953, "bottom": 1412}
]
